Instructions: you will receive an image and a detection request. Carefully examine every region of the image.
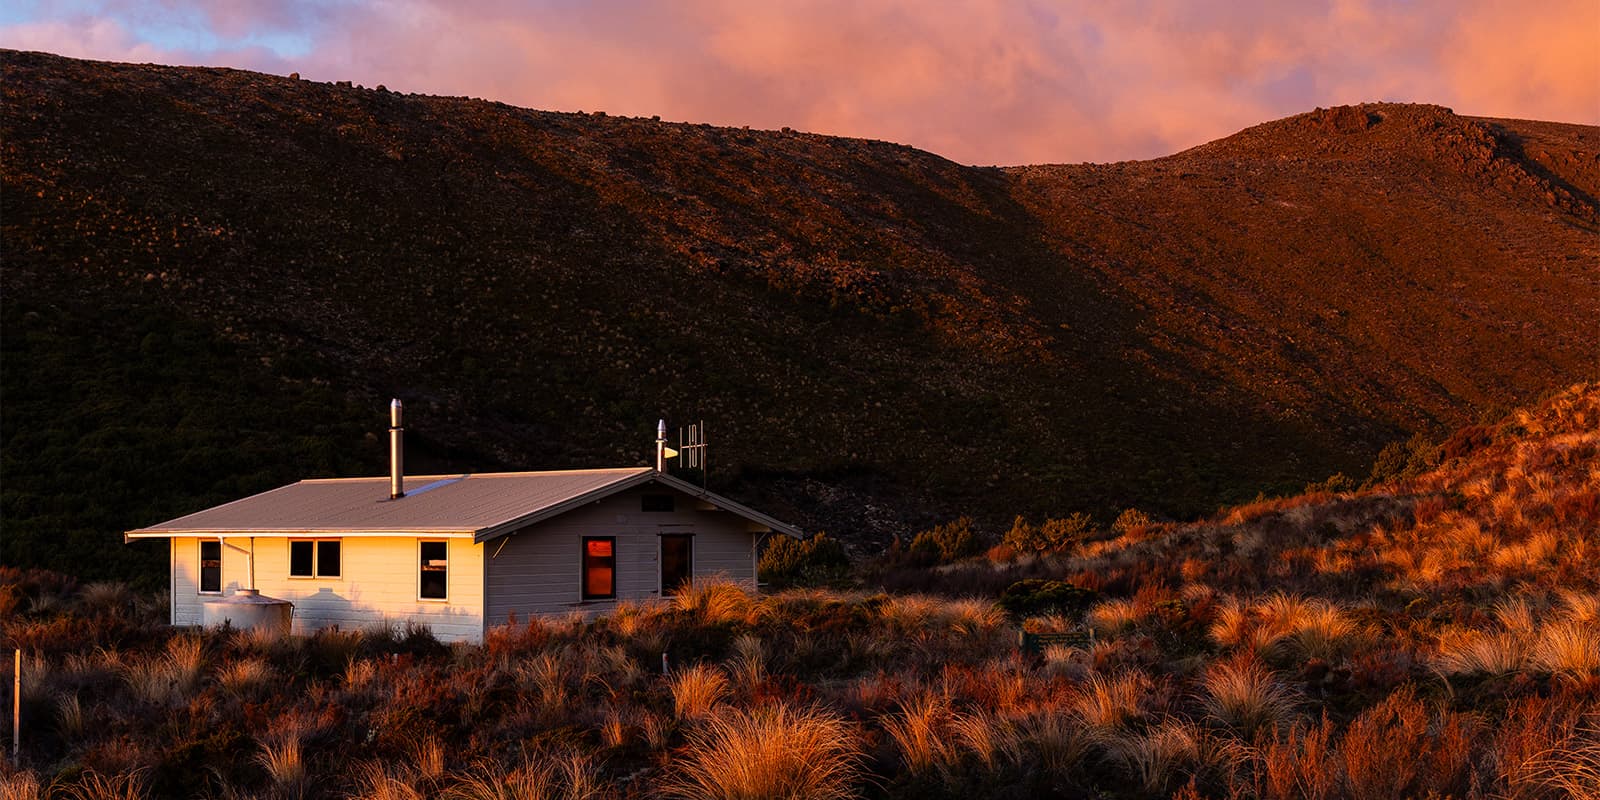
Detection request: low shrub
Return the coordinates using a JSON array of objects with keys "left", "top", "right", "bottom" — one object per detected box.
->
[
  {"left": 1001, "top": 513, "right": 1098, "bottom": 554},
  {"left": 906, "top": 517, "right": 982, "bottom": 565},
  {"left": 997, "top": 580, "right": 1097, "bottom": 618},
  {"left": 759, "top": 533, "right": 849, "bottom": 588}
]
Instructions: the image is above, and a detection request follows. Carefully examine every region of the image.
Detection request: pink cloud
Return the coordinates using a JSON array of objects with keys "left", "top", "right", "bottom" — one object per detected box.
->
[{"left": 4, "top": 0, "right": 1595, "bottom": 164}]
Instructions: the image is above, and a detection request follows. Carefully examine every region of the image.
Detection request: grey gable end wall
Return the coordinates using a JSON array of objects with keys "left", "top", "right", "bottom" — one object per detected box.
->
[{"left": 483, "top": 484, "right": 757, "bottom": 625}]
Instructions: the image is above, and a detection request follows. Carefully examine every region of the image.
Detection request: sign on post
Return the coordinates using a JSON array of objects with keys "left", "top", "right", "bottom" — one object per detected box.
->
[{"left": 1019, "top": 629, "right": 1094, "bottom": 655}]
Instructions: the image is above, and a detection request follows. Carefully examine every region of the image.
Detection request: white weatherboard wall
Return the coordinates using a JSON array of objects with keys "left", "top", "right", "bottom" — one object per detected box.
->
[
  {"left": 171, "top": 536, "right": 484, "bottom": 642},
  {"left": 484, "top": 485, "right": 758, "bottom": 625}
]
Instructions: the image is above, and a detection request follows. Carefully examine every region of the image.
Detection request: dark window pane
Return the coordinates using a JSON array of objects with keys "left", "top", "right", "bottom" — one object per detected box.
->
[
  {"left": 199, "top": 540, "right": 222, "bottom": 593},
  {"left": 642, "top": 494, "right": 675, "bottom": 512},
  {"left": 583, "top": 538, "right": 615, "bottom": 599},
  {"left": 661, "top": 535, "right": 692, "bottom": 594},
  {"left": 290, "top": 541, "right": 313, "bottom": 576},
  {"left": 317, "top": 540, "right": 341, "bottom": 577},
  {"left": 420, "top": 541, "right": 447, "bottom": 599}
]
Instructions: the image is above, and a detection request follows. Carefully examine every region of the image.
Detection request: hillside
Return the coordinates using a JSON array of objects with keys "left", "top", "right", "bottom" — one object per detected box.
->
[
  {"left": 3, "top": 50, "right": 1598, "bottom": 581},
  {"left": 3, "top": 385, "right": 1595, "bottom": 798}
]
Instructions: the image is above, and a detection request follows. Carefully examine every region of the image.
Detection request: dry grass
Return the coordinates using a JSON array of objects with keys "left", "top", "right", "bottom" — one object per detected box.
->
[
  {"left": 670, "top": 664, "right": 730, "bottom": 720},
  {"left": 256, "top": 735, "right": 306, "bottom": 798},
  {"left": 411, "top": 736, "right": 447, "bottom": 784},
  {"left": 725, "top": 634, "right": 765, "bottom": 693},
  {"left": 123, "top": 634, "right": 205, "bottom": 705},
  {"left": 0, "top": 771, "right": 41, "bottom": 800},
  {"left": 217, "top": 656, "right": 274, "bottom": 694},
  {"left": 1086, "top": 598, "right": 1143, "bottom": 635},
  {"left": 1528, "top": 719, "right": 1600, "bottom": 799},
  {"left": 441, "top": 753, "right": 604, "bottom": 800},
  {"left": 1071, "top": 670, "right": 1151, "bottom": 730},
  {"left": 55, "top": 692, "right": 86, "bottom": 738},
  {"left": 1109, "top": 719, "right": 1211, "bottom": 795},
  {"left": 1256, "top": 716, "right": 1338, "bottom": 800},
  {"left": 664, "top": 703, "right": 859, "bottom": 800},
  {"left": 1531, "top": 620, "right": 1600, "bottom": 677},
  {"left": 1201, "top": 657, "right": 1298, "bottom": 739},
  {"left": 674, "top": 577, "right": 758, "bottom": 626},
  {"left": 353, "top": 763, "right": 423, "bottom": 800},
  {"left": 1436, "top": 630, "right": 1528, "bottom": 675},
  {"left": 882, "top": 691, "right": 952, "bottom": 774},
  {"left": 58, "top": 771, "right": 148, "bottom": 800}
]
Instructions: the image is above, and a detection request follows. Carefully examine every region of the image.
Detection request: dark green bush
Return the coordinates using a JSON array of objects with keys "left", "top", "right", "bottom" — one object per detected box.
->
[
  {"left": 1364, "top": 432, "right": 1439, "bottom": 487},
  {"left": 759, "top": 532, "right": 850, "bottom": 587},
  {"left": 997, "top": 579, "right": 1098, "bottom": 618},
  {"left": 906, "top": 516, "right": 981, "bottom": 565}
]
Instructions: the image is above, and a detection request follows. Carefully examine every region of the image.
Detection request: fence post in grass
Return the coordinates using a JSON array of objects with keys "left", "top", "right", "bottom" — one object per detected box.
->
[{"left": 11, "top": 648, "right": 18, "bottom": 766}]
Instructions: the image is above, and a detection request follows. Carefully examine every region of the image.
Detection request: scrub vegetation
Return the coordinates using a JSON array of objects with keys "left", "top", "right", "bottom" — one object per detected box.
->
[
  {"left": 6, "top": 50, "right": 1599, "bottom": 585},
  {"left": 3, "top": 384, "right": 1596, "bottom": 799}
]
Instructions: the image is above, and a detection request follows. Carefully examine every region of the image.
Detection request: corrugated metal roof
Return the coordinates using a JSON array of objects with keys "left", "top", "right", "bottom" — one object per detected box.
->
[
  {"left": 125, "top": 467, "right": 804, "bottom": 540},
  {"left": 127, "top": 468, "right": 652, "bottom": 536}
]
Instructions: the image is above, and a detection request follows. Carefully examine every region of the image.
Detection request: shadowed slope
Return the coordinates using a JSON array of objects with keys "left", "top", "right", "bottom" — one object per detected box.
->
[{"left": 2, "top": 50, "right": 1596, "bottom": 581}]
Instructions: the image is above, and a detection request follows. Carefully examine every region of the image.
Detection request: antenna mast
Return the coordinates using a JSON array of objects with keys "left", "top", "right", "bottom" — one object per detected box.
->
[{"left": 678, "top": 420, "right": 709, "bottom": 489}]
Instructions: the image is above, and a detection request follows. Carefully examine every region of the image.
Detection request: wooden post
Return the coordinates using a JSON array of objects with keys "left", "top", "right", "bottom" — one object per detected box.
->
[{"left": 11, "top": 648, "right": 19, "bottom": 766}]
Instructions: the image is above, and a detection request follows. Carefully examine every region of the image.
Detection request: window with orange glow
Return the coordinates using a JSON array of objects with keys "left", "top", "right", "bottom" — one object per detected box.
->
[{"left": 582, "top": 537, "right": 616, "bottom": 600}]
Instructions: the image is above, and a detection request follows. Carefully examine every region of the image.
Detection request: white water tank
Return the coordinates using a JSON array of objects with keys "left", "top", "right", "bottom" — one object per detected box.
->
[{"left": 201, "top": 589, "right": 293, "bottom": 635}]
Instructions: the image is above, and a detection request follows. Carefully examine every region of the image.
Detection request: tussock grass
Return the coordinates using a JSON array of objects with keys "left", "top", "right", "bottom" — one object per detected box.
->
[
  {"left": 674, "top": 577, "right": 758, "bottom": 626},
  {"left": 670, "top": 664, "right": 730, "bottom": 720},
  {"left": 353, "top": 763, "right": 423, "bottom": 800},
  {"left": 123, "top": 634, "right": 204, "bottom": 705},
  {"left": 1436, "top": 630, "right": 1527, "bottom": 675},
  {"left": 664, "top": 703, "right": 859, "bottom": 800},
  {"left": 441, "top": 752, "right": 603, "bottom": 800},
  {"left": 58, "top": 770, "right": 148, "bottom": 800},
  {"left": 217, "top": 656, "right": 274, "bottom": 694},
  {"left": 55, "top": 692, "right": 86, "bottom": 739},
  {"left": 1528, "top": 719, "right": 1600, "bottom": 799},
  {"left": 882, "top": 691, "right": 952, "bottom": 774},
  {"left": 256, "top": 735, "right": 306, "bottom": 797},
  {"left": 1109, "top": 719, "right": 1209, "bottom": 795},
  {"left": 0, "top": 770, "right": 41, "bottom": 800},
  {"left": 1202, "top": 657, "right": 1298, "bottom": 739},
  {"left": 1531, "top": 620, "right": 1600, "bottom": 677},
  {"left": 1072, "top": 670, "right": 1151, "bottom": 730}
]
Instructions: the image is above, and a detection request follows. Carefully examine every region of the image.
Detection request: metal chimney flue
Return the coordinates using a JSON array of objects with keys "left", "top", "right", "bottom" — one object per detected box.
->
[
  {"left": 655, "top": 419, "right": 667, "bottom": 473},
  {"left": 389, "top": 399, "right": 405, "bottom": 499}
]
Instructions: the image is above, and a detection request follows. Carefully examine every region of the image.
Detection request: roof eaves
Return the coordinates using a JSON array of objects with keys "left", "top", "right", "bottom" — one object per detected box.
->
[
  {"left": 472, "top": 469, "right": 657, "bottom": 543},
  {"left": 651, "top": 472, "right": 804, "bottom": 538},
  {"left": 124, "top": 528, "right": 478, "bottom": 542}
]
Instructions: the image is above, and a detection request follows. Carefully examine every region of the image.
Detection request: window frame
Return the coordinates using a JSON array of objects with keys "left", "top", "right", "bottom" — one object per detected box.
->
[
  {"left": 288, "top": 538, "right": 342, "bottom": 579},
  {"left": 198, "top": 539, "right": 223, "bottom": 595},
  {"left": 418, "top": 539, "right": 449, "bottom": 602},
  {"left": 581, "top": 536, "right": 617, "bottom": 601}
]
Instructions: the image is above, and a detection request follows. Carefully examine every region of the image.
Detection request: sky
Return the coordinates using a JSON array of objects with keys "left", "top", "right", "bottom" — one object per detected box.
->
[{"left": 4, "top": 0, "right": 1597, "bottom": 165}]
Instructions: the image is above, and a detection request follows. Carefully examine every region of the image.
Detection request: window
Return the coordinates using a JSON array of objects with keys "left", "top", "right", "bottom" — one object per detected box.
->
[
  {"left": 641, "top": 494, "right": 675, "bottom": 512},
  {"left": 289, "top": 539, "right": 341, "bottom": 578},
  {"left": 582, "top": 537, "right": 616, "bottom": 600},
  {"left": 199, "top": 540, "right": 222, "bottom": 594},
  {"left": 419, "top": 541, "right": 448, "bottom": 600},
  {"left": 660, "top": 534, "right": 693, "bottom": 595}
]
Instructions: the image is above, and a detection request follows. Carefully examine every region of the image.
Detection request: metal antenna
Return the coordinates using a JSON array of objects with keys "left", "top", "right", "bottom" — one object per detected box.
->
[{"left": 678, "top": 420, "right": 709, "bottom": 488}]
